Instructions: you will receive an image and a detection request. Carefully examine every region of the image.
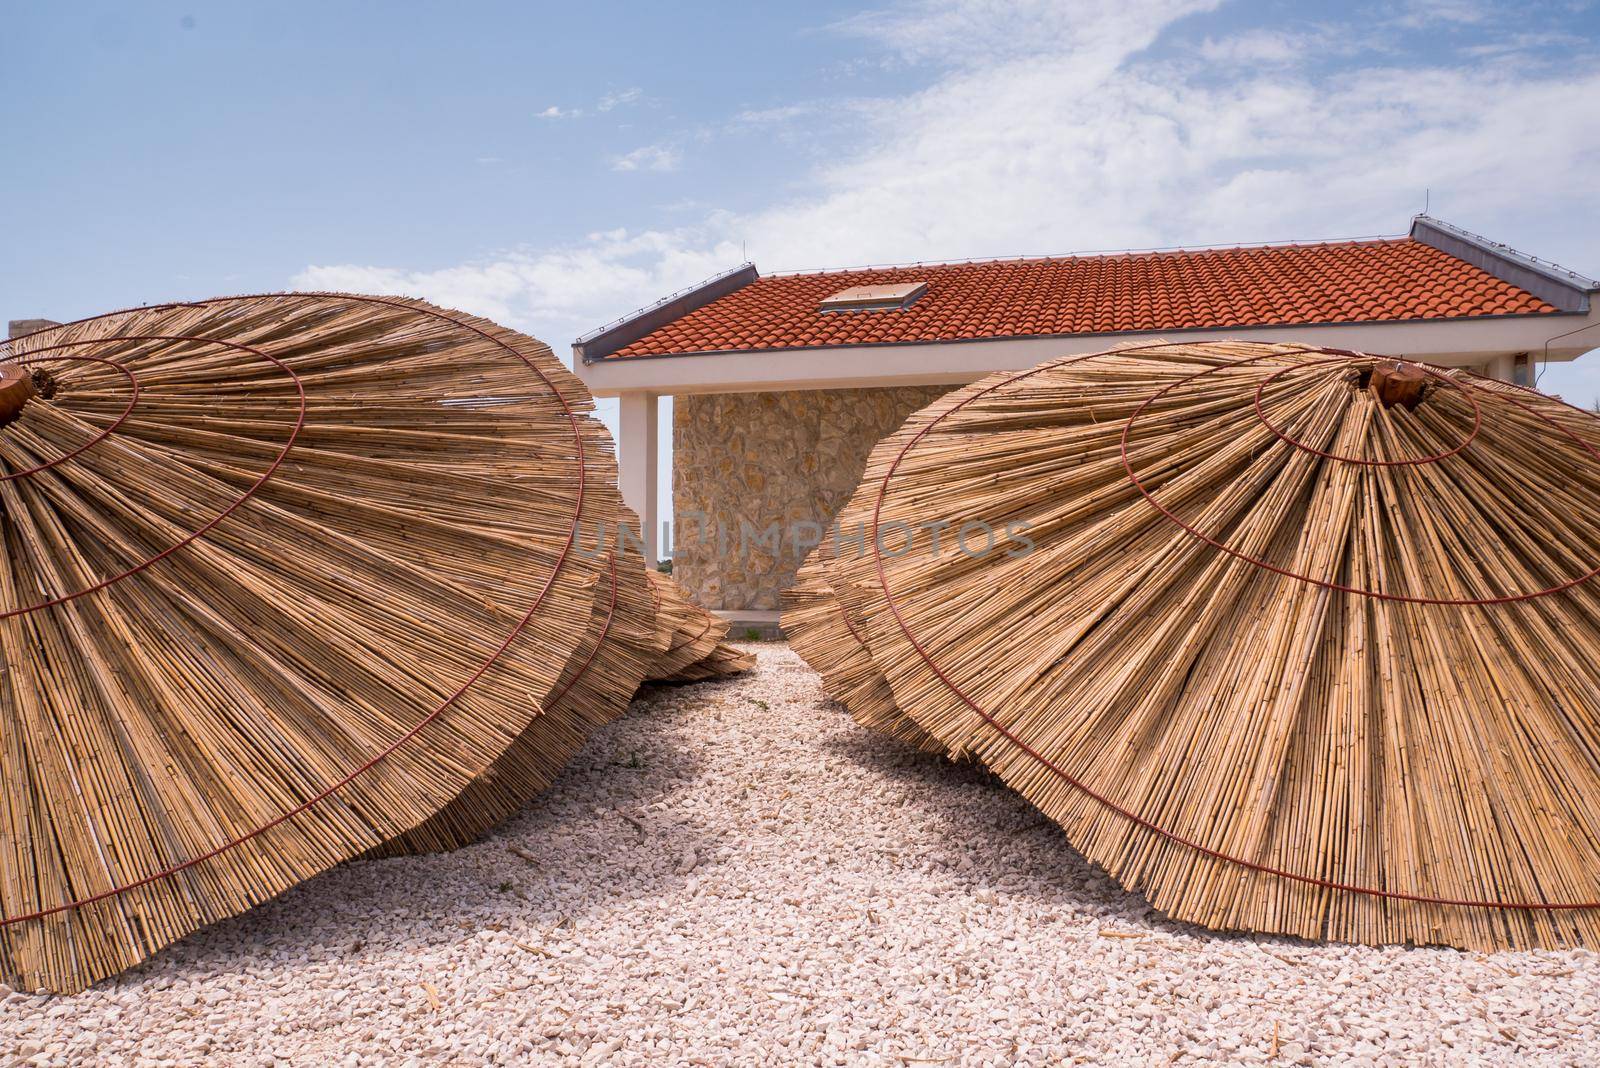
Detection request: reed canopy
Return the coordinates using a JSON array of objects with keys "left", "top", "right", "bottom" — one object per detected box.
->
[
  {"left": 786, "top": 340, "right": 1600, "bottom": 952},
  {"left": 0, "top": 295, "right": 746, "bottom": 993}
]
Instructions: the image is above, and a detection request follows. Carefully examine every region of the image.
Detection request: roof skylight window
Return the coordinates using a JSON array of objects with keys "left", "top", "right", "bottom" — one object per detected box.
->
[{"left": 818, "top": 282, "right": 928, "bottom": 312}]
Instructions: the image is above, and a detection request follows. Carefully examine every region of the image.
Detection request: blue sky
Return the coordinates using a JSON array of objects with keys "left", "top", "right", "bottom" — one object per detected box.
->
[
  {"left": 3, "top": 1, "right": 912, "bottom": 315},
  {"left": 5, "top": 0, "right": 1599, "bottom": 520}
]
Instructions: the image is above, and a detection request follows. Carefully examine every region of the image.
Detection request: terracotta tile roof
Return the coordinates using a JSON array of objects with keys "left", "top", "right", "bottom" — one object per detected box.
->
[{"left": 603, "top": 238, "right": 1559, "bottom": 359}]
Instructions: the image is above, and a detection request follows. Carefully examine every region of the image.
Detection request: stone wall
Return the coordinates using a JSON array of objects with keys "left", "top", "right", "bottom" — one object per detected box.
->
[{"left": 672, "top": 384, "right": 951, "bottom": 611}]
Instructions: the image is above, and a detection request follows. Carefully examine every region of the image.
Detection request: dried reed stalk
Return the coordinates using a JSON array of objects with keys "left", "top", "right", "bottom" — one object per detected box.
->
[
  {"left": 377, "top": 501, "right": 665, "bottom": 856},
  {"left": 661, "top": 642, "right": 756, "bottom": 684}
]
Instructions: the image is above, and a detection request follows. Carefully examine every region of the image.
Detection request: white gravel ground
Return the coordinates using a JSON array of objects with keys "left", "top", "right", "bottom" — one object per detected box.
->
[{"left": 4, "top": 643, "right": 1598, "bottom": 1067}]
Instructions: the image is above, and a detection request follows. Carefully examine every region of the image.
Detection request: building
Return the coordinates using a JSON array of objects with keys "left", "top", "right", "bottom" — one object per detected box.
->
[{"left": 573, "top": 216, "right": 1600, "bottom": 621}]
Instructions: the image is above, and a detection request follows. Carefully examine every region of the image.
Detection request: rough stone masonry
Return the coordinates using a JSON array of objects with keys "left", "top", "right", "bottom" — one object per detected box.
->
[{"left": 672, "top": 384, "right": 949, "bottom": 611}]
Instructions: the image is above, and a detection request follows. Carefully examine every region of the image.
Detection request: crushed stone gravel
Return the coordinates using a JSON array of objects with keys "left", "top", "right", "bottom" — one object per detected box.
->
[{"left": 2, "top": 643, "right": 1596, "bottom": 1066}]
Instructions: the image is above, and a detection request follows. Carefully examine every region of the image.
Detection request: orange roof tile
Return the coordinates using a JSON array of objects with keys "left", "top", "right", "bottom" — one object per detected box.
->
[{"left": 603, "top": 238, "right": 1559, "bottom": 359}]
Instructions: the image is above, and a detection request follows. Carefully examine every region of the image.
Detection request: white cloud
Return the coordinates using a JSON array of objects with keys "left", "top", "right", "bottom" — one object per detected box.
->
[
  {"left": 296, "top": 0, "right": 1600, "bottom": 398},
  {"left": 1388, "top": 0, "right": 1492, "bottom": 29},
  {"left": 1461, "top": 30, "right": 1585, "bottom": 58},
  {"left": 731, "top": 32, "right": 1600, "bottom": 271},
  {"left": 539, "top": 89, "right": 643, "bottom": 122},
  {"left": 611, "top": 144, "right": 681, "bottom": 172},
  {"left": 293, "top": 227, "right": 738, "bottom": 346},
  {"left": 1197, "top": 29, "right": 1311, "bottom": 65},
  {"left": 598, "top": 87, "right": 643, "bottom": 111},
  {"left": 733, "top": 104, "right": 818, "bottom": 126},
  {"left": 837, "top": 0, "right": 1216, "bottom": 66}
]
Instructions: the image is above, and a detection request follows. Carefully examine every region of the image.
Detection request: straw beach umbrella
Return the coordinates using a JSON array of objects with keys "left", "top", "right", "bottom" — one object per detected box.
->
[
  {"left": 792, "top": 340, "right": 1600, "bottom": 951},
  {"left": 381, "top": 535, "right": 753, "bottom": 857},
  {"left": 0, "top": 295, "right": 751, "bottom": 991},
  {"left": 0, "top": 293, "right": 612, "bottom": 992}
]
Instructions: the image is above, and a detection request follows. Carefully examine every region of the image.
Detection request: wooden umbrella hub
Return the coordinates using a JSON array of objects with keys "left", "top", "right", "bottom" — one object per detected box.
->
[
  {"left": 0, "top": 364, "right": 36, "bottom": 426},
  {"left": 1365, "top": 360, "right": 1431, "bottom": 410}
]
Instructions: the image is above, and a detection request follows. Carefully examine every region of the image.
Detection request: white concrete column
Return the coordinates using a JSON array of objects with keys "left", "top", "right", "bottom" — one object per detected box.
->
[
  {"left": 1483, "top": 353, "right": 1515, "bottom": 382},
  {"left": 617, "top": 391, "right": 659, "bottom": 564}
]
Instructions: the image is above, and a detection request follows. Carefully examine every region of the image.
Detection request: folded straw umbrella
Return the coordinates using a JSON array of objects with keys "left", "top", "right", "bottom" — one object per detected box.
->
[
  {"left": 797, "top": 340, "right": 1600, "bottom": 951},
  {"left": 643, "top": 569, "right": 736, "bottom": 680},
  {"left": 383, "top": 535, "right": 756, "bottom": 857},
  {"left": 661, "top": 640, "right": 757, "bottom": 684},
  {"left": 0, "top": 294, "right": 613, "bottom": 992}
]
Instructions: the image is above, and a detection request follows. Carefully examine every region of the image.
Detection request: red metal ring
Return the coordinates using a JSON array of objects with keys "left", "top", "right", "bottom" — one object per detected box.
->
[
  {"left": 1, "top": 294, "right": 589, "bottom": 927},
  {"left": 0, "top": 352, "right": 140, "bottom": 481},
  {"left": 869, "top": 342, "right": 1600, "bottom": 911},
  {"left": 0, "top": 336, "right": 305, "bottom": 619},
  {"left": 1124, "top": 350, "right": 1600, "bottom": 606},
  {"left": 1252, "top": 355, "right": 1483, "bottom": 467},
  {"left": 836, "top": 600, "right": 867, "bottom": 647}
]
